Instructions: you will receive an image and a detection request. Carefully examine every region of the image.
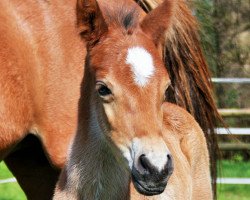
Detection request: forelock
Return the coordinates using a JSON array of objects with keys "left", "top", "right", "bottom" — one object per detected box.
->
[{"left": 104, "top": 4, "right": 139, "bottom": 33}]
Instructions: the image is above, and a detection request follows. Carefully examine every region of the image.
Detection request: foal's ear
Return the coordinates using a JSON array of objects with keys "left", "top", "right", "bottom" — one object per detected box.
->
[
  {"left": 140, "top": 0, "right": 175, "bottom": 45},
  {"left": 76, "top": 0, "right": 108, "bottom": 46}
]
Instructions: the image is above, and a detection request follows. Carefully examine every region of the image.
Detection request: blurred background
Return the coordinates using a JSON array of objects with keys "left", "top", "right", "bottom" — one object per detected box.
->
[
  {"left": 194, "top": 0, "right": 250, "bottom": 199},
  {"left": 0, "top": 0, "right": 249, "bottom": 199}
]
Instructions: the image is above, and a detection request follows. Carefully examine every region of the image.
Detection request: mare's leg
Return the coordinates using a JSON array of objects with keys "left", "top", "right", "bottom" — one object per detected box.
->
[
  {"left": 4, "top": 135, "right": 60, "bottom": 200},
  {"left": 0, "top": 62, "right": 60, "bottom": 199},
  {"left": 0, "top": 9, "right": 64, "bottom": 198},
  {"left": 0, "top": 105, "right": 60, "bottom": 199},
  {"left": 0, "top": 82, "right": 32, "bottom": 160}
]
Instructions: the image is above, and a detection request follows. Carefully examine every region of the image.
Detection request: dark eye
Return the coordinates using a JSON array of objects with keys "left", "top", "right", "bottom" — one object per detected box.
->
[
  {"left": 98, "top": 85, "right": 112, "bottom": 96},
  {"left": 96, "top": 82, "right": 113, "bottom": 103}
]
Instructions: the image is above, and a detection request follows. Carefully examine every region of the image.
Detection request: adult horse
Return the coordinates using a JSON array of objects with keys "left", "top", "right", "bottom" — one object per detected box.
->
[{"left": 0, "top": 0, "right": 220, "bottom": 199}]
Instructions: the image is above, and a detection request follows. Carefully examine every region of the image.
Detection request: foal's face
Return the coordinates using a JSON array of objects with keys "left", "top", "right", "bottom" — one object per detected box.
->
[
  {"left": 90, "top": 30, "right": 173, "bottom": 195},
  {"left": 77, "top": 0, "right": 175, "bottom": 196}
]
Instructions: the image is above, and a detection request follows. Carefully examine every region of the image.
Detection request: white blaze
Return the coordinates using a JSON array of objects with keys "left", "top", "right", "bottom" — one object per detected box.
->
[{"left": 126, "top": 46, "right": 155, "bottom": 86}]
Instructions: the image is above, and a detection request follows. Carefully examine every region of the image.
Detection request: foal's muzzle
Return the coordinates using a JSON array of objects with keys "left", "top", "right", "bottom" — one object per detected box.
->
[{"left": 132, "top": 154, "right": 173, "bottom": 196}]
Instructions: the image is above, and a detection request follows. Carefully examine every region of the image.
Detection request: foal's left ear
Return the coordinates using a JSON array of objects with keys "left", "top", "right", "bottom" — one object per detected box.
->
[
  {"left": 140, "top": 0, "right": 175, "bottom": 46},
  {"left": 76, "top": 0, "right": 108, "bottom": 46}
]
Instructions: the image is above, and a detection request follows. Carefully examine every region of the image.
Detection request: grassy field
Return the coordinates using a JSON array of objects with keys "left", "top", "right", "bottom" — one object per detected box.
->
[
  {"left": 0, "top": 160, "right": 250, "bottom": 200},
  {"left": 0, "top": 163, "right": 26, "bottom": 200},
  {"left": 217, "top": 160, "right": 250, "bottom": 200}
]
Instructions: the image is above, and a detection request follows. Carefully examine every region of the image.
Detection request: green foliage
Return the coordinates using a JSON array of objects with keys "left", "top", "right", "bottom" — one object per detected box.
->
[
  {"left": 232, "top": 153, "right": 244, "bottom": 162},
  {"left": 193, "top": 0, "right": 250, "bottom": 109},
  {"left": 192, "top": 0, "right": 217, "bottom": 73}
]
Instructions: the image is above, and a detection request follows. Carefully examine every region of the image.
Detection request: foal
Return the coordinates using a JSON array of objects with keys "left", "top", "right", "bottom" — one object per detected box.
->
[
  {"left": 54, "top": 0, "right": 212, "bottom": 199},
  {"left": 54, "top": 104, "right": 212, "bottom": 200}
]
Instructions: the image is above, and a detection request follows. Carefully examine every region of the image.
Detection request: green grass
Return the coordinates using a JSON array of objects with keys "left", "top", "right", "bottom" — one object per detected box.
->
[
  {"left": 217, "top": 160, "right": 250, "bottom": 200},
  {"left": 0, "top": 162, "right": 26, "bottom": 200},
  {"left": 0, "top": 160, "right": 250, "bottom": 200},
  {"left": 0, "top": 162, "right": 13, "bottom": 179},
  {"left": 218, "top": 160, "right": 250, "bottom": 178},
  {"left": 217, "top": 185, "right": 250, "bottom": 200}
]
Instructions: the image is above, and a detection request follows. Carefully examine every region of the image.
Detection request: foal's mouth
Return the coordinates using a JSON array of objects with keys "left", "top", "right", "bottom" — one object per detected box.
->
[{"left": 131, "top": 172, "right": 167, "bottom": 196}]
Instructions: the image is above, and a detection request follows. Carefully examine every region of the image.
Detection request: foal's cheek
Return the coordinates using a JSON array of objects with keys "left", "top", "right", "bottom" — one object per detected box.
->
[{"left": 103, "top": 103, "right": 115, "bottom": 125}]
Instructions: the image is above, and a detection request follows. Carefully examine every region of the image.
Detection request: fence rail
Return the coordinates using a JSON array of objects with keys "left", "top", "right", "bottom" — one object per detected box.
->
[
  {"left": 217, "top": 178, "right": 250, "bottom": 184},
  {"left": 216, "top": 127, "right": 250, "bottom": 135},
  {"left": 219, "top": 108, "right": 250, "bottom": 117},
  {"left": 212, "top": 77, "right": 250, "bottom": 84},
  {"left": 219, "top": 143, "right": 250, "bottom": 150},
  {"left": 0, "top": 178, "right": 16, "bottom": 184}
]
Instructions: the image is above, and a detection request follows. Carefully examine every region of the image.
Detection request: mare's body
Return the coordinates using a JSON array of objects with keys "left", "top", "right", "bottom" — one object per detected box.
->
[{"left": 0, "top": 0, "right": 84, "bottom": 198}]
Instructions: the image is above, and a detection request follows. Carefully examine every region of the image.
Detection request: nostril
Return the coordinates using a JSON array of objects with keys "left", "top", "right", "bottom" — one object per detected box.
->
[
  {"left": 164, "top": 154, "right": 173, "bottom": 175},
  {"left": 167, "top": 154, "right": 172, "bottom": 164},
  {"left": 139, "top": 154, "right": 148, "bottom": 170},
  {"left": 139, "top": 154, "right": 154, "bottom": 174}
]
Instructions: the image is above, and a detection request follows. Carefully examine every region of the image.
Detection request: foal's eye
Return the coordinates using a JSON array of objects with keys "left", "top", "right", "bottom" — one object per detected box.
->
[
  {"left": 96, "top": 82, "right": 112, "bottom": 99},
  {"left": 98, "top": 85, "right": 112, "bottom": 96}
]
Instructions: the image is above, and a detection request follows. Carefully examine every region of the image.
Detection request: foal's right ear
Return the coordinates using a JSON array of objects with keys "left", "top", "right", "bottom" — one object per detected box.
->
[
  {"left": 77, "top": 0, "right": 108, "bottom": 46},
  {"left": 140, "top": 0, "right": 175, "bottom": 46}
]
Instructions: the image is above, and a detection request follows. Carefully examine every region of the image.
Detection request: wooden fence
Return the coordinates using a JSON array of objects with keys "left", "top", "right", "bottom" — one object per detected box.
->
[{"left": 215, "top": 77, "right": 250, "bottom": 184}]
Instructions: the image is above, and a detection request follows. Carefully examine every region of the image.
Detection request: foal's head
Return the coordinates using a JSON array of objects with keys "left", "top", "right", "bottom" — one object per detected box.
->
[{"left": 77, "top": 0, "right": 175, "bottom": 196}]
